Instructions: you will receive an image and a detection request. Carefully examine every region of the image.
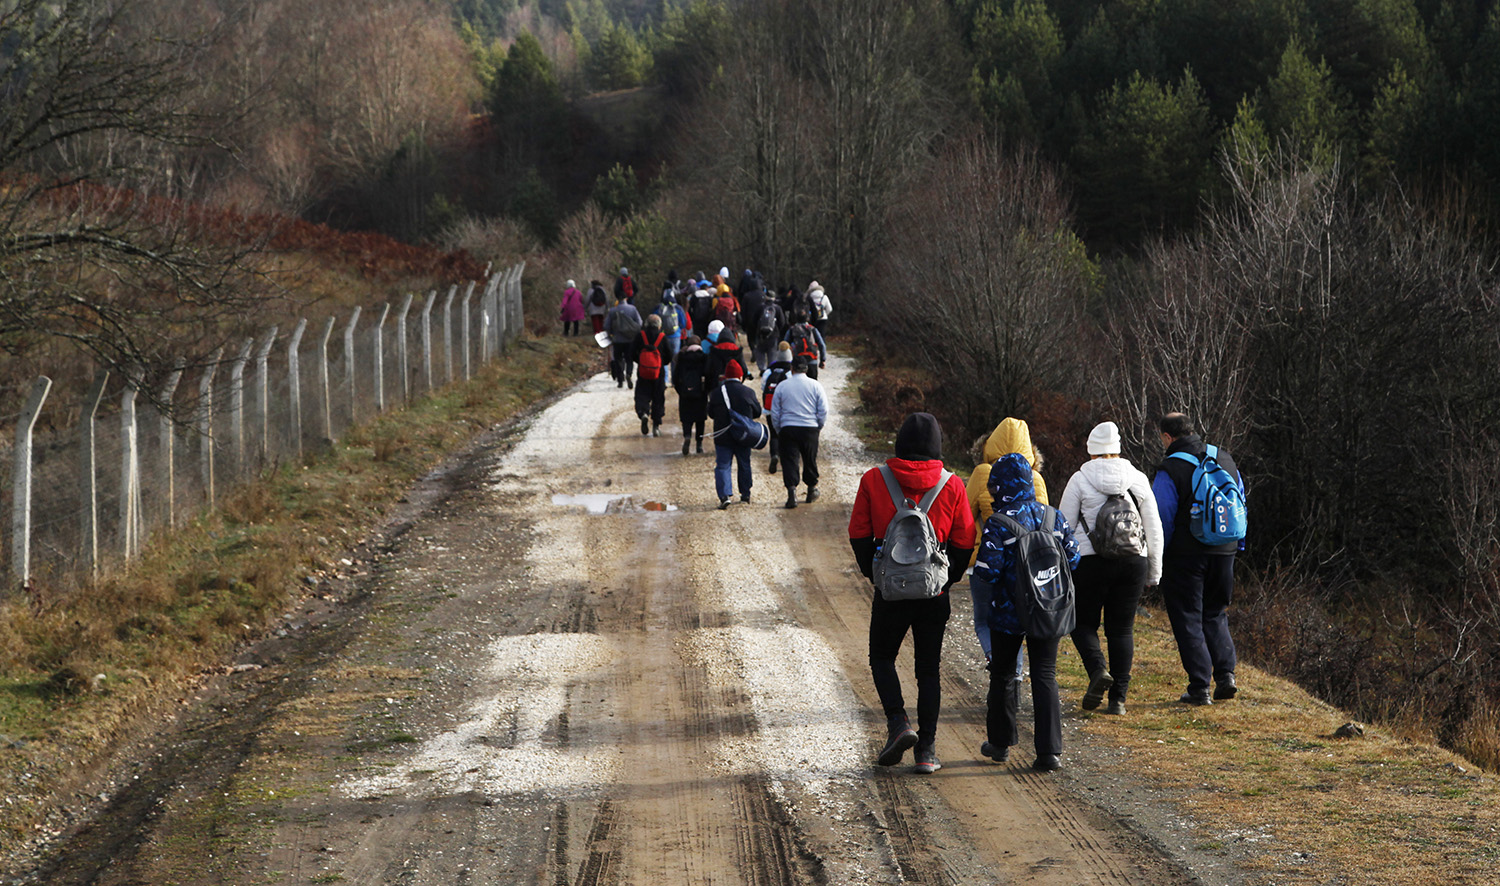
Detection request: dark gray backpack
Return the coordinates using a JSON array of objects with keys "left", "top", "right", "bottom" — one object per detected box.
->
[
  {"left": 993, "top": 506, "right": 1075, "bottom": 639},
  {"left": 1081, "top": 491, "right": 1147, "bottom": 559},
  {"left": 872, "top": 466, "right": 952, "bottom": 601}
]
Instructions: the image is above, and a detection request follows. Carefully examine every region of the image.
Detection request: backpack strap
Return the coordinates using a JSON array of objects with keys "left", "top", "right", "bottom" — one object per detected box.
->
[
  {"left": 1169, "top": 451, "right": 1201, "bottom": 466},
  {"left": 917, "top": 470, "right": 952, "bottom": 513},
  {"left": 878, "top": 466, "right": 951, "bottom": 512}
]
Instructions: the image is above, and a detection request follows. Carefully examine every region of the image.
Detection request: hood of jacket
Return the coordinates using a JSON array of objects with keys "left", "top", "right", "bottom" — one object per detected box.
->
[
  {"left": 982, "top": 417, "right": 1037, "bottom": 466},
  {"left": 1077, "top": 456, "right": 1135, "bottom": 495},
  {"left": 987, "top": 452, "right": 1036, "bottom": 506},
  {"left": 882, "top": 457, "right": 947, "bottom": 490}
]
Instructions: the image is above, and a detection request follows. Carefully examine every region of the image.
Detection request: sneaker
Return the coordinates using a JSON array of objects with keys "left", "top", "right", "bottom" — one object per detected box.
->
[
  {"left": 876, "top": 723, "right": 918, "bottom": 766},
  {"left": 1178, "top": 691, "right": 1213, "bottom": 706},
  {"left": 641, "top": 416, "right": 650, "bottom": 435},
  {"left": 913, "top": 745, "right": 941, "bottom": 774},
  {"left": 1032, "top": 754, "right": 1061, "bottom": 772},
  {"left": 682, "top": 439, "right": 691, "bottom": 456},
  {"left": 739, "top": 493, "right": 751, "bottom": 504},
  {"left": 1106, "top": 699, "right": 1127, "bottom": 716},
  {"left": 652, "top": 423, "right": 661, "bottom": 437},
  {"left": 768, "top": 457, "right": 779, "bottom": 474},
  {"left": 718, "top": 497, "right": 731, "bottom": 510},
  {"left": 785, "top": 490, "right": 798, "bottom": 509},
  {"left": 806, "top": 486, "right": 820, "bottom": 503},
  {"left": 1081, "top": 670, "right": 1113, "bottom": 711},
  {"left": 979, "top": 741, "right": 1009, "bottom": 763},
  {"left": 1213, "top": 674, "right": 1237, "bottom": 700}
]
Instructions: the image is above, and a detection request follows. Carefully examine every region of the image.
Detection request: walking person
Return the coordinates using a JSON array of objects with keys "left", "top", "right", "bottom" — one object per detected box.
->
[
  {"left": 586, "top": 280, "right": 609, "bottom": 335},
  {"left": 807, "top": 281, "right": 833, "bottom": 336},
  {"left": 739, "top": 271, "right": 767, "bottom": 375},
  {"left": 673, "top": 334, "right": 710, "bottom": 455},
  {"left": 604, "top": 294, "right": 642, "bottom": 389},
  {"left": 783, "top": 312, "right": 826, "bottom": 379},
  {"left": 769, "top": 356, "right": 827, "bottom": 509},
  {"left": 1058, "top": 422, "right": 1164, "bottom": 715},
  {"left": 655, "top": 291, "right": 689, "bottom": 385},
  {"left": 1152, "top": 413, "right": 1247, "bottom": 705},
  {"left": 972, "top": 453, "right": 1080, "bottom": 772},
  {"left": 751, "top": 298, "right": 786, "bottom": 377},
  {"left": 709, "top": 361, "right": 760, "bottom": 509},
  {"left": 759, "top": 345, "right": 794, "bottom": 474},
  {"left": 849, "top": 413, "right": 974, "bottom": 774},
  {"left": 559, "top": 280, "right": 585, "bottom": 336},
  {"left": 630, "top": 314, "right": 668, "bottom": 436},
  {"left": 614, "top": 266, "right": 636, "bottom": 305},
  {"left": 704, "top": 319, "right": 747, "bottom": 384}
]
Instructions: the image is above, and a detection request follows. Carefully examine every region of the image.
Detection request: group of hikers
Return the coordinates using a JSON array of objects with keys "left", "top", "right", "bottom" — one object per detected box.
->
[
  {"left": 561, "top": 265, "right": 833, "bottom": 510},
  {"left": 564, "top": 269, "right": 1247, "bottom": 778},
  {"left": 852, "top": 410, "right": 1245, "bottom": 775}
]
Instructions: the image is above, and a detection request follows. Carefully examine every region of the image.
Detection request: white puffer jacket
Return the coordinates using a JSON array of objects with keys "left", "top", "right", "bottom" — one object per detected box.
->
[{"left": 1058, "top": 456, "right": 1164, "bottom": 585}]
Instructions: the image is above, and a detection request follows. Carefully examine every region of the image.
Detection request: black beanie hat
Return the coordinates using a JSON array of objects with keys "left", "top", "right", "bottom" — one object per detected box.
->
[{"left": 894, "top": 413, "right": 942, "bottom": 461}]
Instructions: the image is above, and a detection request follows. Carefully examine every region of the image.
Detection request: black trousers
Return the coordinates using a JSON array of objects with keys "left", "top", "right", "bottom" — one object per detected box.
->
[
  {"left": 988, "top": 633, "right": 1061, "bottom": 756},
  {"left": 777, "top": 425, "right": 820, "bottom": 490},
  {"left": 1069, "top": 554, "right": 1149, "bottom": 703},
  {"left": 634, "top": 375, "right": 665, "bottom": 424},
  {"left": 1162, "top": 552, "right": 1238, "bottom": 695},
  {"left": 869, "top": 592, "right": 950, "bottom": 748}
]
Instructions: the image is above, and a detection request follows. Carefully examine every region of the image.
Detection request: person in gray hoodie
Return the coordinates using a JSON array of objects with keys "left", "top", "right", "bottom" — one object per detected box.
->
[{"left": 1056, "top": 421, "right": 1164, "bottom": 715}]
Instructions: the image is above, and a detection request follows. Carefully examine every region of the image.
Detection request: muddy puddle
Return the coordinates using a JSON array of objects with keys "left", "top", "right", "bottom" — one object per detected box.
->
[{"left": 550, "top": 493, "right": 677, "bottom": 514}]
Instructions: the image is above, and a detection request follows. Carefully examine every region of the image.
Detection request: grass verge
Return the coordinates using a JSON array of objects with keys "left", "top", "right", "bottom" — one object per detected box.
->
[{"left": 0, "top": 333, "right": 603, "bottom": 853}]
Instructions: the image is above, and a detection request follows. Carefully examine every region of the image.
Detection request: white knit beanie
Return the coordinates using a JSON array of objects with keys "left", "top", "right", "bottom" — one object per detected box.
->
[
  {"left": 1087, "top": 421, "right": 1121, "bottom": 456},
  {"left": 707, "top": 319, "right": 725, "bottom": 339}
]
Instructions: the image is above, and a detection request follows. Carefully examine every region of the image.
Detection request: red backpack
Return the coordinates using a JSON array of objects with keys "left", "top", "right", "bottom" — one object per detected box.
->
[
  {"left": 637, "top": 331, "right": 665, "bottom": 380},
  {"left": 714, "top": 296, "right": 739, "bottom": 332}
]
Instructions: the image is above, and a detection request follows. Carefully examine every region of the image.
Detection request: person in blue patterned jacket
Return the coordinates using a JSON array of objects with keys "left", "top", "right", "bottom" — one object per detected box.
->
[{"left": 971, "top": 452, "right": 1080, "bottom": 772}]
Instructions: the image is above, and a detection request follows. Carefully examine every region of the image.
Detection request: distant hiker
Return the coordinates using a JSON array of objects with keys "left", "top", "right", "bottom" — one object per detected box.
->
[
  {"left": 760, "top": 345, "right": 794, "bottom": 475},
  {"left": 604, "top": 295, "right": 642, "bottom": 389},
  {"left": 1152, "top": 413, "right": 1247, "bottom": 706},
  {"left": 687, "top": 280, "right": 716, "bottom": 342},
  {"left": 711, "top": 285, "right": 741, "bottom": 338},
  {"left": 783, "top": 312, "right": 826, "bottom": 379},
  {"left": 972, "top": 452, "right": 1080, "bottom": 772},
  {"left": 769, "top": 356, "right": 827, "bottom": 509},
  {"left": 849, "top": 413, "right": 974, "bottom": 774},
  {"left": 586, "top": 280, "right": 609, "bottom": 334},
  {"left": 751, "top": 298, "right": 786, "bottom": 377},
  {"left": 738, "top": 271, "right": 767, "bottom": 373},
  {"left": 559, "top": 280, "right": 585, "bottom": 336},
  {"left": 673, "top": 334, "right": 710, "bottom": 455},
  {"left": 655, "top": 291, "right": 689, "bottom": 385},
  {"left": 661, "top": 268, "right": 680, "bottom": 302},
  {"left": 1057, "top": 422, "right": 1164, "bottom": 716},
  {"left": 615, "top": 266, "right": 636, "bottom": 305},
  {"left": 807, "top": 281, "right": 833, "bottom": 336},
  {"left": 704, "top": 319, "right": 747, "bottom": 384},
  {"left": 631, "top": 314, "right": 668, "bottom": 436},
  {"left": 709, "top": 360, "right": 761, "bottom": 509}
]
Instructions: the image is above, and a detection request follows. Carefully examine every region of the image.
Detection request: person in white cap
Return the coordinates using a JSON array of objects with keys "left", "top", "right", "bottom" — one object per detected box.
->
[
  {"left": 704, "top": 318, "right": 746, "bottom": 383},
  {"left": 1056, "top": 421, "right": 1164, "bottom": 715}
]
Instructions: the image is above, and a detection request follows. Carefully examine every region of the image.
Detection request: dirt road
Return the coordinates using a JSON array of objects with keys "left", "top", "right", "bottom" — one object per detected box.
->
[{"left": 17, "top": 356, "right": 1201, "bottom": 885}]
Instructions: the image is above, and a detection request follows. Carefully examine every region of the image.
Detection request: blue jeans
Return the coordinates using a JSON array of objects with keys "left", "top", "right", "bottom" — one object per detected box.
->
[{"left": 714, "top": 438, "right": 752, "bottom": 500}]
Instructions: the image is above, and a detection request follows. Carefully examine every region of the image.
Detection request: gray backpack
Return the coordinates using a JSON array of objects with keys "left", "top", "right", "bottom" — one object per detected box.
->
[
  {"left": 1081, "top": 491, "right": 1147, "bottom": 559},
  {"left": 872, "top": 466, "right": 953, "bottom": 601}
]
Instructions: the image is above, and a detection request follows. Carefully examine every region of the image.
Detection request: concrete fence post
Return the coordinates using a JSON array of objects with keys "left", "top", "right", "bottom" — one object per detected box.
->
[
  {"left": 158, "top": 362, "right": 184, "bottom": 529},
  {"left": 318, "top": 316, "right": 336, "bottom": 443},
  {"left": 199, "top": 348, "right": 222, "bottom": 505},
  {"left": 489, "top": 273, "right": 504, "bottom": 356},
  {"left": 510, "top": 263, "right": 526, "bottom": 346},
  {"left": 287, "top": 318, "right": 307, "bottom": 460},
  {"left": 374, "top": 304, "right": 390, "bottom": 412},
  {"left": 255, "top": 327, "right": 278, "bottom": 467},
  {"left": 229, "top": 338, "right": 253, "bottom": 477},
  {"left": 442, "top": 284, "right": 456, "bottom": 384},
  {"left": 11, "top": 377, "right": 51, "bottom": 590},
  {"left": 482, "top": 310, "right": 491, "bottom": 364},
  {"left": 343, "top": 306, "right": 362, "bottom": 425},
  {"left": 396, "top": 293, "right": 414, "bottom": 405},
  {"left": 78, "top": 371, "right": 109, "bottom": 578},
  {"left": 421, "top": 290, "right": 436, "bottom": 394},
  {"left": 461, "top": 281, "right": 475, "bottom": 381},
  {"left": 120, "top": 373, "right": 141, "bottom": 560}
]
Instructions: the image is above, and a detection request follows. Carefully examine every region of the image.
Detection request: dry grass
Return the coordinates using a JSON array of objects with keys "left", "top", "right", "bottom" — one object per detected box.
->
[
  {"left": 1061, "top": 614, "right": 1500, "bottom": 885},
  {"left": 0, "top": 332, "right": 602, "bottom": 852}
]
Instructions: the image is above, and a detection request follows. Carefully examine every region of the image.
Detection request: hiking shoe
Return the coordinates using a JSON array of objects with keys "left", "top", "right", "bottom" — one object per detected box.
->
[
  {"left": 1081, "top": 670, "right": 1114, "bottom": 711},
  {"left": 768, "top": 457, "right": 779, "bottom": 474},
  {"left": 1032, "top": 754, "right": 1061, "bottom": 772},
  {"left": 1178, "top": 691, "right": 1213, "bottom": 706},
  {"left": 652, "top": 423, "right": 661, "bottom": 437},
  {"left": 806, "top": 486, "right": 820, "bottom": 503},
  {"left": 627, "top": 378, "right": 633, "bottom": 389},
  {"left": 876, "top": 723, "right": 918, "bottom": 766},
  {"left": 1106, "top": 699, "right": 1127, "bottom": 716},
  {"left": 1214, "top": 674, "right": 1238, "bottom": 700},
  {"left": 718, "top": 497, "right": 731, "bottom": 510},
  {"left": 785, "top": 490, "right": 798, "bottom": 509},
  {"left": 979, "top": 741, "right": 1009, "bottom": 763},
  {"left": 682, "top": 439, "right": 691, "bottom": 456},
  {"left": 641, "top": 416, "right": 650, "bottom": 435},
  {"left": 913, "top": 746, "right": 941, "bottom": 774},
  {"left": 695, "top": 439, "right": 703, "bottom": 454},
  {"left": 616, "top": 379, "right": 623, "bottom": 389}
]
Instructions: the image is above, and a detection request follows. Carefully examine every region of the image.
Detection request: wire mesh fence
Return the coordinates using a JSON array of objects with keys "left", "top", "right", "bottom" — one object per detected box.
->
[{"left": 1, "top": 263, "right": 525, "bottom": 594}]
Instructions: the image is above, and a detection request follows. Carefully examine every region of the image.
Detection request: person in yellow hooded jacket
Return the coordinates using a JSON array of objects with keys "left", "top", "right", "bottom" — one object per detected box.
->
[{"left": 964, "top": 417, "right": 1048, "bottom": 682}]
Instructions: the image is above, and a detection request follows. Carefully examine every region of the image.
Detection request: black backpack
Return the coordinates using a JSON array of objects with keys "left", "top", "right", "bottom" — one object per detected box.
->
[
  {"left": 993, "top": 505, "right": 1076, "bottom": 639},
  {"left": 757, "top": 303, "right": 778, "bottom": 337},
  {"left": 589, "top": 285, "right": 607, "bottom": 307},
  {"left": 787, "top": 324, "right": 818, "bottom": 361}
]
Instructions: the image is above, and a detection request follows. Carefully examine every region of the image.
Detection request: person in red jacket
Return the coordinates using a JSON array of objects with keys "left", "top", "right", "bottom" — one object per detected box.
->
[{"left": 849, "top": 412, "right": 975, "bottom": 774}]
